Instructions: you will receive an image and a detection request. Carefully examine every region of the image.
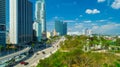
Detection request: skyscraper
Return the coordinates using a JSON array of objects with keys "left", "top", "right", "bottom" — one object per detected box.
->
[
  {"left": 0, "top": 0, "right": 6, "bottom": 47},
  {"left": 34, "top": 0, "right": 46, "bottom": 41},
  {"left": 35, "top": 0, "right": 46, "bottom": 38},
  {"left": 34, "top": 0, "right": 42, "bottom": 42},
  {"left": 9, "top": 0, "right": 33, "bottom": 45},
  {"left": 55, "top": 20, "right": 67, "bottom": 36}
]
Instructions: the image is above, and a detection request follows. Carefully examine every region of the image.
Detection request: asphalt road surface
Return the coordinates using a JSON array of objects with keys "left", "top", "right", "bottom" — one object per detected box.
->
[{"left": 14, "top": 37, "right": 65, "bottom": 67}]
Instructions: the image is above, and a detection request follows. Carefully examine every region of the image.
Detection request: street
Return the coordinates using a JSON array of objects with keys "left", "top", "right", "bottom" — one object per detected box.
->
[
  {"left": 14, "top": 37, "right": 65, "bottom": 67},
  {"left": 0, "top": 47, "right": 31, "bottom": 62}
]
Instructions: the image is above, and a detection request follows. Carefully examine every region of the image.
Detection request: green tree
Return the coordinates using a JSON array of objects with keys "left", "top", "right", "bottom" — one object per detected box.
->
[
  {"left": 116, "top": 38, "right": 120, "bottom": 46},
  {"left": 0, "top": 45, "right": 4, "bottom": 56}
]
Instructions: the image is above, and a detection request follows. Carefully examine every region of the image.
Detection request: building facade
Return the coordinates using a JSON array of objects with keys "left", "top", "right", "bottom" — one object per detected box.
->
[
  {"left": 83, "top": 28, "right": 92, "bottom": 36},
  {"left": 47, "top": 32, "right": 51, "bottom": 39},
  {"left": 0, "top": 0, "right": 6, "bottom": 47},
  {"left": 55, "top": 20, "right": 67, "bottom": 36},
  {"left": 33, "top": 22, "right": 42, "bottom": 42},
  {"left": 9, "top": 0, "right": 33, "bottom": 45},
  {"left": 34, "top": 0, "right": 42, "bottom": 42}
]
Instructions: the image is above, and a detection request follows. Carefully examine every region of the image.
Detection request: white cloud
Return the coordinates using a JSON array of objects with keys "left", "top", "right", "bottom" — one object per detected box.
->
[
  {"left": 63, "top": 20, "right": 76, "bottom": 22},
  {"left": 85, "top": 9, "right": 93, "bottom": 14},
  {"left": 93, "top": 9, "right": 100, "bottom": 14},
  {"left": 53, "top": 16, "right": 58, "bottom": 19},
  {"left": 75, "top": 24, "right": 84, "bottom": 28},
  {"left": 111, "top": 0, "right": 120, "bottom": 9},
  {"left": 73, "top": 21, "right": 120, "bottom": 35},
  {"left": 53, "top": 16, "right": 64, "bottom": 20},
  {"left": 96, "top": 19, "right": 108, "bottom": 22},
  {"left": 75, "top": 18, "right": 79, "bottom": 21},
  {"left": 80, "top": 15, "right": 83, "bottom": 17},
  {"left": 85, "top": 9, "right": 100, "bottom": 14},
  {"left": 98, "top": 0, "right": 106, "bottom": 3},
  {"left": 92, "top": 23, "right": 120, "bottom": 35},
  {"left": 83, "top": 20, "right": 92, "bottom": 23}
]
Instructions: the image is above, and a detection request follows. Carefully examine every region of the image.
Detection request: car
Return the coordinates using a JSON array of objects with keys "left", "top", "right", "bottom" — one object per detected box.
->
[
  {"left": 20, "top": 61, "right": 25, "bottom": 64},
  {"left": 24, "top": 62, "right": 29, "bottom": 65},
  {"left": 42, "top": 51, "right": 46, "bottom": 54},
  {"left": 20, "top": 61, "right": 29, "bottom": 65},
  {"left": 37, "top": 53, "right": 39, "bottom": 55}
]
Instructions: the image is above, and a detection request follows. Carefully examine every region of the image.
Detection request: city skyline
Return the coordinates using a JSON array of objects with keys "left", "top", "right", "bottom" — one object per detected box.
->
[
  {"left": 0, "top": 0, "right": 120, "bottom": 67},
  {"left": 29, "top": 0, "right": 120, "bottom": 35}
]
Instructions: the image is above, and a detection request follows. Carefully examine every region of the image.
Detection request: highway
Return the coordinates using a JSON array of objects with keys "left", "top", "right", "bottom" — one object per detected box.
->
[
  {"left": 15, "top": 37, "right": 65, "bottom": 67},
  {"left": 0, "top": 47, "right": 31, "bottom": 63}
]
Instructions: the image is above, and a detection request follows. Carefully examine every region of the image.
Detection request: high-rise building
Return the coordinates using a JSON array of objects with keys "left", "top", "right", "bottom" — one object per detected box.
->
[
  {"left": 40, "top": 0, "right": 46, "bottom": 35},
  {"left": 34, "top": 0, "right": 46, "bottom": 41},
  {"left": 34, "top": 0, "right": 42, "bottom": 42},
  {"left": 9, "top": 0, "right": 33, "bottom": 45},
  {"left": 55, "top": 20, "right": 67, "bottom": 36},
  {"left": 63, "top": 22, "right": 67, "bottom": 35},
  {"left": 47, "top": 32, "right": 51, "bottom": 39},
  {"left": 0, "top": 0, "right": 6, "bottom": 47}
]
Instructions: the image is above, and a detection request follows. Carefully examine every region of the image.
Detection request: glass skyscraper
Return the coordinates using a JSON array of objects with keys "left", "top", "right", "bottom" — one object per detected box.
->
[
  {"left": 9, "top": 0, "right": 33, "bottom": 45},
  {"left": 34, "top": 0, "right": 46, "bottom": 41},
  {"left": 36, "top": 0, "right": 46, "bottom": 37},
  {"left": 0, "top": 0, "right": 6, "bottom": 47},
  {"left": 55, "top": 20, "right": 67, "bottom": 36}
]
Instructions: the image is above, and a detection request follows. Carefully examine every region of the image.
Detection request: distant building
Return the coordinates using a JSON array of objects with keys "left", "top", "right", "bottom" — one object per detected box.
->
[
  {"left": 55, "top": 20, "right": 67, "bottom": 36},
  {"left": 83, "top": 28, "right": 92, "bottom": 36},
  {"left": 63, "top": 22, "right": 67, "bottom": 35},
  {"left": 9, "top": 0, "right": 33, "bottom": 45},
  {"left": 47, "top": 32, "right": 51, "bottom": 38},
  {"left": 0, "top": 0, "right": 6, "bottom": 47},
  {"left": 53, "top": 29, "right": 58, "bottom": 36}
]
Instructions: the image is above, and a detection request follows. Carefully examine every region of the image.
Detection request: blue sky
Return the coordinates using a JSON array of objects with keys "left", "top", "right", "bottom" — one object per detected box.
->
[{"left": 26, "top": 0, "right": 120, "bottom": 35}]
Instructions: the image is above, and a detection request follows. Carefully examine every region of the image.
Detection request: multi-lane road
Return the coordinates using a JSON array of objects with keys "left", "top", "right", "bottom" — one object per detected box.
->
[
  {"left": 0, "top": 47, "right": 31, "bottom": 63},
  {"left": 15, "top": 37, "right": 65, "bottom": 67}
]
